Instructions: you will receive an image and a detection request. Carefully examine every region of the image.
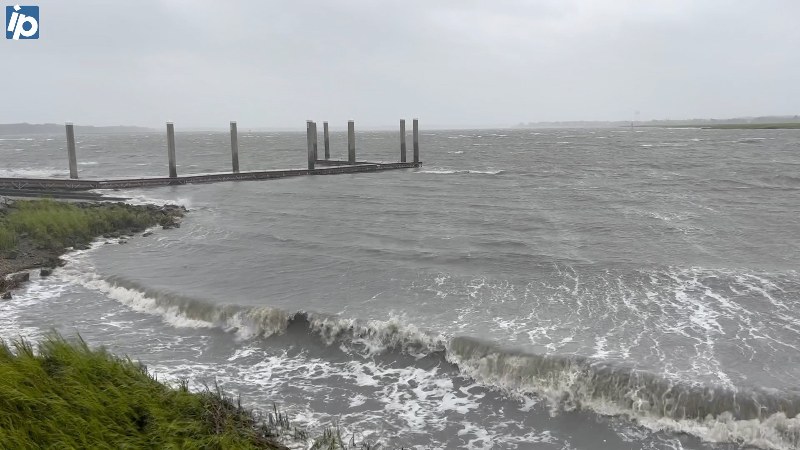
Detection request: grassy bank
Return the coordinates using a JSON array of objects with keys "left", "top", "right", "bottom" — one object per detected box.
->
[
  {"left": 0, "top": 335, "right": 292, "bottom": 449},
  {"left": 0, "top": 335, "right": 400, "bottom": 449},
  {"left": 1, "top": 198, "right": 185, "bottom": 295},
  {"left": 0, "top": 198, "right": 182, "bottom": 252}
]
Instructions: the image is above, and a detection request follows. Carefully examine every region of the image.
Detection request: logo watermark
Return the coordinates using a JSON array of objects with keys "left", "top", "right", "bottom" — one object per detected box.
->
[{"left": 6, "top": 4, "right": 38, "bottom": 40}]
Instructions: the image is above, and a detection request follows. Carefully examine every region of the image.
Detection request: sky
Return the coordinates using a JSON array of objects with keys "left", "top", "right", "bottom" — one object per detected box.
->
[{"left": 2, "top": 0, "right": 799, "bottom": 129}]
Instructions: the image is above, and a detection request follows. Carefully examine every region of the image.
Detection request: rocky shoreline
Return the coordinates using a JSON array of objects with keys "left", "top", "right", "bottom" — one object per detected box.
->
[{"left": 0, "top": 197, "right": 186, "bottom": 299}]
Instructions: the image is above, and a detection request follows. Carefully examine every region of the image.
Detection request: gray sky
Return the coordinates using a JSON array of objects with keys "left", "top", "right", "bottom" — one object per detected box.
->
[{"left": 2, "top": 0, "right": 799, "bottom": 128}]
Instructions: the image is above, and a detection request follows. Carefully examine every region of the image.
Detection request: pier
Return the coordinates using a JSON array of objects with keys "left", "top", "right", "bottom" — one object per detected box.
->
[{"left": 1, "top": 119, "right": 422, "bottom": 191}]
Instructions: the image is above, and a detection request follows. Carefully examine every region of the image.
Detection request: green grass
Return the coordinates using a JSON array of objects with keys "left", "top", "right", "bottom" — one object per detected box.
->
[
  {"left": 0, "top": 226, "right": 16, "bottom": 250},
  {"left": 0, "top": 335, "right": 407, "bottom": 450},
  {"left": 0, "top": 199, "right": 166, "bottom": 251},
  {"left": 0, "top": 334, "right": 290, "bottom": 450}
]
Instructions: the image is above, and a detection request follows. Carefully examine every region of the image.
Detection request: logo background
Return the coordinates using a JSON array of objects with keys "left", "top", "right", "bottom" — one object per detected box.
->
[{"left": 6, "top": 5, "right": 39, "bottom": 39}]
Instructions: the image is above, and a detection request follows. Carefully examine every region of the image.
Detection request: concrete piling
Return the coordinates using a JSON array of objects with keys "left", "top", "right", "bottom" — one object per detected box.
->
[
  {"left": 166, "top": 122, "right": 177, "bottom": 178},
  {"left": 348, "top": 120, "right": 356, "bottom": 164},
  {"left": 400, "top": 119, "right": 407, "bottom": 163},
  {"left": 65, "top": 122, "right": 78, "bottom": 179},
  {"left": 312, "top": 121, "right": 318, "bottom": 162},
  {"left": 230, "top": 121, "right": 240, "bottom": 173},
  {"left": 306, "top": 120, "right": 315, "bottom": 170},
  {"left": 323, "top": 121, "right": 330, "bottom": 160},
  {"left": 413, "top": 118, "right": 419, "bottom": 164}
]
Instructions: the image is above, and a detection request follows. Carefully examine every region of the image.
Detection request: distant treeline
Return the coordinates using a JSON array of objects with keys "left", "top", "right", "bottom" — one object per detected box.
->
[
  {"left": 0, "top": 123, "right": 153, "bottom": 135},
  {"left": 516, "top": 115, "right": 800, "bottom": 129}
]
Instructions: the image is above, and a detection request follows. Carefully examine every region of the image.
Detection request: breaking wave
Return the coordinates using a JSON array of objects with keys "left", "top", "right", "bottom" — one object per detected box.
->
[{"left": 71, "top": 275, "right": 800, "bottom": 449}]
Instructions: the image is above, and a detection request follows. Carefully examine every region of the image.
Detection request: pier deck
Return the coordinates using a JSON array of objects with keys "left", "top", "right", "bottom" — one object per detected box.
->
[{"left": 0, "top": 161, "right": 421, "bottom": 191}]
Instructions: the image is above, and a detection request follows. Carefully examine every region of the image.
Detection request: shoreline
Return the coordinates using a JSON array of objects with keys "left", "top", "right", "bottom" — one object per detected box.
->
[
  {"left": 0, "top": 197, "right": 186, "bottom": 298},
  {"left": 0, "top": 196, "right": 390, "bottom": 449},
  {"left": 633, "top": 122, "right": 800, "bottom": 130}
]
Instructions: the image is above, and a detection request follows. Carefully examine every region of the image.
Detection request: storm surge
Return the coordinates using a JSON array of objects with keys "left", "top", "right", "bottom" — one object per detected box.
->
[{"left": 69, "top": 274, "right": 800, "bottom": 449}]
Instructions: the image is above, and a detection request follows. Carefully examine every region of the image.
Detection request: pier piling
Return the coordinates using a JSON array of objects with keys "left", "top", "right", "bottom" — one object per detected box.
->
[
  {"left": 323, "top": 121, "right": 330, "bottom": 160},
  {"left": 230, "top": 121, "right": 240, "bottom": 173},
  {"left": 312, "top": 121, "right": 319, "bottom": 162},
  {"left": 348, "top": 120, "right": 356, "bottom": 164},
  {"left": 400, "top": 119, "right": 407, "bottom": 163},
  {"left": 413, "top": 118, "right": 419, "bottom": 164},
  {"left": 65, "top": 122, "right": 78, "bottom": 179},
  {"left": 167, "top": 122, "right": 177, "bottom": 178},
  {"left": 306, "top": 120, "right": 315, "bottom": 170}
]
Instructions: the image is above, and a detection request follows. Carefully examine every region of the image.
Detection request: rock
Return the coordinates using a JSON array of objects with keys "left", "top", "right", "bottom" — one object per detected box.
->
[
  {"left": 118, "top": 240, "right": 128, "bottom": 244},
  {"left": 44, "top": 257, "right": 66, "bottom": 268},
  {"left": 1, "top": 272, "right": 30, "bottom": 291},
  {"left": 110, "top": 232, "right": 121, "bottom": 238},
  {"left": 6, "top": 250, "right": 17, "bottom": 260},
  {"left": 10, "top": 272, "right": 30, "bottom": 284},
  {"left": 142, "top": 231, "right": 153, "bottom": 237},
  {"left": 40, "top": 268, "right": 53, "bottom": 277},
  {"left": 103, "top": 233, "right": 112, "bottom": 239},
  {"left": 1, "top": 292, "right": 11, "bottom": 300}
]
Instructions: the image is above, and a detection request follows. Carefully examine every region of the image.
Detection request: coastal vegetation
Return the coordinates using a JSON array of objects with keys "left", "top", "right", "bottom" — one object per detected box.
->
[
  {"left": 0, "top": 334, "right": 295, "bottom": 449},
  {"left": 0, "top": 198, "right": 185, "bottom": 296},
  {"left": 0, "top": 198, "right": 180, "bottom": 252}
]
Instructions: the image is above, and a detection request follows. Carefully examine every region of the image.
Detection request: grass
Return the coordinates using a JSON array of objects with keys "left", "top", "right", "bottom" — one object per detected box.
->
[
  {"left": 0, "top": 334, "right": 291, "bottom": 449},
  {"left": 0, "top": 334, "right": 409, "bottom": 450},
  {"left": 0, "top": 199, "right": 172, "bottom": 251},
  {"left": 0, "top": 226, "right": 16, "bottom": 250}
]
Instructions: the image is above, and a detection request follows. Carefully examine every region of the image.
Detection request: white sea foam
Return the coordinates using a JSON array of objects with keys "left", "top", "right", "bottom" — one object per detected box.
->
[
  {"left": 0, "top": 167, "right": 64, "bottom": 178},
  {"left": 419, "top": 169, "right": 504, "bottom": 175}
]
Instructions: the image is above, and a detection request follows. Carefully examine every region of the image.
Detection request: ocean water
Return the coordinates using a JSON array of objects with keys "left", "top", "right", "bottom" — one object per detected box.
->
[{"left": 2, "top": 128, "right": 800, "bottom": 449}]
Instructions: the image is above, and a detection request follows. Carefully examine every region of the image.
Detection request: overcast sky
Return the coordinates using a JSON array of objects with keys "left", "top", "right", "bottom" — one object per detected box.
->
[{"left": 2, "top": 0, "right": 799, "bottom": 128}]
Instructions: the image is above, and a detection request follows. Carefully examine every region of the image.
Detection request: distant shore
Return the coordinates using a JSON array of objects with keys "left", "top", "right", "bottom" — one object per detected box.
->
[{"left": 634, "top": 123, "right": 800, "bottom": 130}]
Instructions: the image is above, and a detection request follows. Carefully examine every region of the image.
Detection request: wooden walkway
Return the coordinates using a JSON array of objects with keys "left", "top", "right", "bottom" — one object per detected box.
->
[{"left": 0, "top": 161, "right": 421, "bottom": 191}]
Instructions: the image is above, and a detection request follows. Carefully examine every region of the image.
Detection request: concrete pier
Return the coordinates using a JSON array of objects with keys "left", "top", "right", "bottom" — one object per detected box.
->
[
  {"left": 0, "top": 162, "right": 422, "bottom": 191},
  {"left": 166, "top": 122, "right": 177, "bottom": 178},
  {"left": 323, "top": 121, "right": 330, "bottom": 160},
  {"left": 230, "top": 121, "right": 240, "bottom": 173},
  {"left": 2, "top": 117, "right": 423, "bottom": 192},
  {"left": 413, "top": 118, "right": 420, "bottom": 164},
  {"left": 400, "top": 119, "right": 407, "bottom": 163},
  {"left": 65, "top": 122, "right": 78, "bottom": 179},
  {"left": 348, "top": 120, "right": 356, "bottom": 164}
]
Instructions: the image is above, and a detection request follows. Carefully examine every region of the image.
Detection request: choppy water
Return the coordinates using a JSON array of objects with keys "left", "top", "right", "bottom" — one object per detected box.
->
[{"left": 2, "top": 127, "right": 800, "bottom": 449}]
